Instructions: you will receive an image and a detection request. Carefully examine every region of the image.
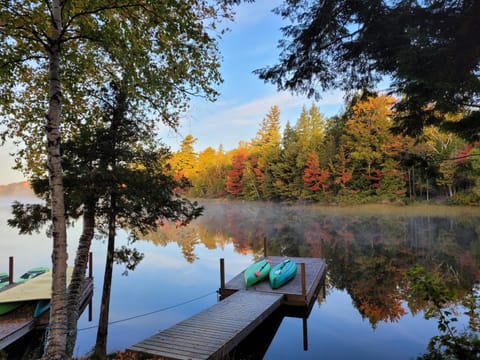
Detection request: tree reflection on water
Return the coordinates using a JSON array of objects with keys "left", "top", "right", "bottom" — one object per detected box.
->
[{"left": 143, "top": 201, "right": 480, "bottom": 329}]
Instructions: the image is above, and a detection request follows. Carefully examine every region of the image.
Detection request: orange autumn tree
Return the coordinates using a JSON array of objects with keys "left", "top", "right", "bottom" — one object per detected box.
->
[{"left": 225, "top": 147, "right": 250, "bottom": 197}]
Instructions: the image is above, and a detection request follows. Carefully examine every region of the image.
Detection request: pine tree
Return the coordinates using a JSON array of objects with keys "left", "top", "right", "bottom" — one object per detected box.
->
[{"left": 251, "top": 106, "right": 282, "bottom": 199}]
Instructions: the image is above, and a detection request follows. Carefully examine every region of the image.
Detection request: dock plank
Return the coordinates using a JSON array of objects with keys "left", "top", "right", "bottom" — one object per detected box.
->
[{"left": 129, "top": 290, "right": 283, "bottom": 360}]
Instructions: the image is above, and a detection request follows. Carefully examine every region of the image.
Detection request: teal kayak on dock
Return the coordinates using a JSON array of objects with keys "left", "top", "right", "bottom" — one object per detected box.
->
[
  {"left": 244, "top": 258, "right": 271, "bottom": 287},
  {"left": 269, "top": 259, "right": 297, "bottom": 289}
]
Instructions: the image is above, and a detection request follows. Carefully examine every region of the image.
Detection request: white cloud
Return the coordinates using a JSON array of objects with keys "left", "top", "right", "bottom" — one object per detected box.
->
[
  {"left": 171, "top": 89, "right": 345, "bottom": 152},
  {"left": 192, "top": 90, "right": 344, "bottom": 128}
]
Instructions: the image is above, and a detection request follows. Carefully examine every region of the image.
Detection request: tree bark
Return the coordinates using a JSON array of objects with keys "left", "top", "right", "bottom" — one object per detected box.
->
[
  {"left": 94, "top": 193, "right": 117, "bottom": 357},
  {"left": 43, "top": 1, "right": 68, "bottom": 358},
  {"left": 66, "top": 199, "right": 96, "bottom": 357}
]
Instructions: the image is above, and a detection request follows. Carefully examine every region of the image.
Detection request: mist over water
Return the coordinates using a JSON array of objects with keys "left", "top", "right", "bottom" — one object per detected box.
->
[{"left": 1, "top": 198, "right": 479, "bottom": 359}]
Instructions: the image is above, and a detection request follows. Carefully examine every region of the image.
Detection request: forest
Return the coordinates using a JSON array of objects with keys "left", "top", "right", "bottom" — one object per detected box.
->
[{"left": 169, "top": 94, "right": 480, "bottom": 204}]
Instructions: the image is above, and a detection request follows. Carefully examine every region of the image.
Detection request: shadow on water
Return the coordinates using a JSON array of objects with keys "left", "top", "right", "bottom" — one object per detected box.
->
[
  {"left": 229, "top": 308, "right": 285, "bottom": 360},
  {"left": 227, "top": 271, "right": 327, "bottom": 359}
]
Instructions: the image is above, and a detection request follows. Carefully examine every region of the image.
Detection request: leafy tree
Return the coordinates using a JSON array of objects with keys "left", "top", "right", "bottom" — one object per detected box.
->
[
  {"left": 337, "top": 94, "right": 404, "bottom": 196},
  {"left": 8, "top": 81, "right": 203, "bottom": 357},
  {"left": 189, "top": 146, "right": 229, "bottom": 197},
  {"left": 406, "top": 266, "right": 480, "bottom": 360},
  {"left": 255, "top": 0, "right": 480, "bottom": 141},
  {"left": 0, "top": 1, "right": 231, "bottom": 357}
]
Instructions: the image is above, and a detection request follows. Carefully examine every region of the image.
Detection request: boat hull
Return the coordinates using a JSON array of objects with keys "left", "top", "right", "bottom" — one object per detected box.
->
[
  {"left": 244, "top": 259, "right": 271, "bottom": 287},
  {"left": 0, "top": 301, "right": 22, "bottom": 315},
  {"left": 269, "top": 259, "right": 297, "bottom": 289}
]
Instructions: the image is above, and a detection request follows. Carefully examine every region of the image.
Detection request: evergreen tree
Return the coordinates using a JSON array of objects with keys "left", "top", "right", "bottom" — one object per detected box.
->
[
  {"left": 251, "top": 106, "right": 282, "bottom": 199},
  {"left": 272, "top": 122, "right": 303, "bottom": 199},
  {"left": 295, "top": 104, "right": 326, "bottom": 168}
]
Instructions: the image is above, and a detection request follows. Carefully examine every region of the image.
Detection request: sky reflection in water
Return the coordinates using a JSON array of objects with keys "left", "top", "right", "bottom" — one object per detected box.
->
[{"left": 0, "top": 199, "right": 479, "bottom": 359}]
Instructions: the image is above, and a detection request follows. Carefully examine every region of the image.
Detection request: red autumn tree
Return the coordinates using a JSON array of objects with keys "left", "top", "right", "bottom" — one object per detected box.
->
[{"left": 303, "top": 151, "right": 330, "bottom": 192}]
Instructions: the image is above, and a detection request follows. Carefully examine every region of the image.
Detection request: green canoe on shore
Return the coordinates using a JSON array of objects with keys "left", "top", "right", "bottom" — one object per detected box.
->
[
  {"left": 0, "top": 267, "right": 49, "bottom": 316},
  {"left": 0, "top": 272, "right": 8, "bottom": 289}
]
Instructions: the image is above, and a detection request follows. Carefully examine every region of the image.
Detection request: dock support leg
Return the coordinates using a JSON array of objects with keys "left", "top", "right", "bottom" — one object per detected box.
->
[
  {"left": 9, "top": 256, "right": 13, "bottom": 284},
  {"left": 89, "top": 299, "right": 93, "bottom": 322},
  {"left": 303, "top": 317, "right": 308, "bottom": 351},
  {"left": 220, "top": 258, "right": 225, "bottom": 294}
]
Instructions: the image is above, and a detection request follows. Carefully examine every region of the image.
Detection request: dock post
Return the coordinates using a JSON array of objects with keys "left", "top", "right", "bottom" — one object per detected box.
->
[
  {"left": 220, "top": 258, "right": 225, "bottom": 294},
  {"left": 8, "top": 256, "right": 13, "bottom": 284},
  {"left": 302, "top": 317, "right": 308, "bottom": 351},
  {"left": 89, "top": 299, "right": 93, "bottom": 322},
  {"left": 301, "top": 263, "right": 306, "bottom": 301},
  {"left": 263, "top": 237, "right": 268, "bottom": 258},
  {"left": 88, "top": 252, "right": 93, "bottom": 279}
]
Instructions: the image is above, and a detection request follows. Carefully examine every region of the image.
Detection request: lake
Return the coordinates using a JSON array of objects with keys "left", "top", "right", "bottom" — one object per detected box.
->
[{"left": 1, "top": 198, "right": 479, "bottom": 359}]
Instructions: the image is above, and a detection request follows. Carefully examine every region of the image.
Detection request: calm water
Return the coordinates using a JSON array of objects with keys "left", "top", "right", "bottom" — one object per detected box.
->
[{"left": 1, "top": 198, "right": 479, "bottom": 359}]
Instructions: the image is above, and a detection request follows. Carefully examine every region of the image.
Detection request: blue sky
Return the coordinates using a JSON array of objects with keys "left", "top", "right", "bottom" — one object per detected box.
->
[
  {"left": 0, "top": 1, "right": 345, "bottom": 185},
  {"left": 160, "top": 1, "right": 345, "bottom": 152}
]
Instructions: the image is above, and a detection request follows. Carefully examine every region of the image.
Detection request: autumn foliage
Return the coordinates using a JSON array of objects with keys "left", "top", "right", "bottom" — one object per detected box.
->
[{"left": 168, "top": 98, "right": 480, "bottom": 204}]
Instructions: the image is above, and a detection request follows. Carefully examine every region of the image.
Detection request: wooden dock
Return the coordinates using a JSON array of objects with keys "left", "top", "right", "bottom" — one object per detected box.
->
[
  {"left": 0, "top": 276, "right": 93, "bottom": 350},
  {"left": 129, "top": 256, "right": 325, "bottom": 360}
]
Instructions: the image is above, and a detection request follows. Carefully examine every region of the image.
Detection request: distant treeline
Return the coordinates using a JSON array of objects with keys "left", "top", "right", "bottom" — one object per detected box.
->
[
  {"left": 0, "top": 181, "right": 35, "bottom": 198},
  {"left": 169, "top": 95, "right": 480, "bottom": 205}
]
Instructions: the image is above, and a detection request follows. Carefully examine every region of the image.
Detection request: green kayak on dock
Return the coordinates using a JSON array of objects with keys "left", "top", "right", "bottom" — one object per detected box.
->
[{"left": 244, "top": 258, "right": 271, "bottom": 287}]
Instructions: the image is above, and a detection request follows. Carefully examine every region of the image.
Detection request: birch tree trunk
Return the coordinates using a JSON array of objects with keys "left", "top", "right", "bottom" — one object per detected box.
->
[{"left": 43, "top": 1, "right": 68, "bottom": 358}]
